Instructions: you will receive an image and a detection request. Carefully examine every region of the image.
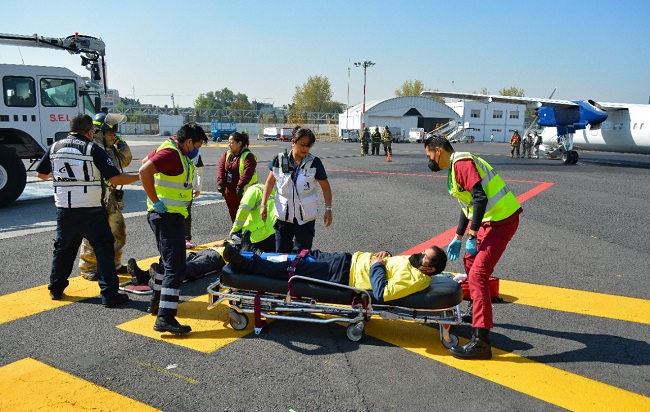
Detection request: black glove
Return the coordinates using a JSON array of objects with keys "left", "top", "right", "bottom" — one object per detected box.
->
[
  {"left": 217, "top": 184, "right": 225, "bottom": 194},
  {"left": 235, "top": 185, "right": 245, "bottom": 197}
]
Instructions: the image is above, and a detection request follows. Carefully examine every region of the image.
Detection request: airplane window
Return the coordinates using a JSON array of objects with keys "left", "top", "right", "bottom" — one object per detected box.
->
[
  {"left": 641, "top": 123, "right": 644, "bottom": 130},
  {"left": 633, "top": 123, "right": 637, "bottom": 130}
]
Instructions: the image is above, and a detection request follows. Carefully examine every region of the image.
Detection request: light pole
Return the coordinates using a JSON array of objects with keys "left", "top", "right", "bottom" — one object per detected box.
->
[{"left": 354, "top": 60, "right": 375, "bottom": 129}]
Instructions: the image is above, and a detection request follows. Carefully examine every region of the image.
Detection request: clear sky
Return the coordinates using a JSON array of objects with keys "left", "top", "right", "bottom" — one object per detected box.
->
[{"left": 1, "top": 0, "right": 649, "bottom": 108}]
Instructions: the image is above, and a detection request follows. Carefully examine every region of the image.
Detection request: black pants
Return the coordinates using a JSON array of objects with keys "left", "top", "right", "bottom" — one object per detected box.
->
[
  {"left": 241, "top": 231, "right": 276, "bottom": 255},
  {"left": 246, "top": 250, "right": 352, "bottom": 285},
  {"left": 148, "top": 211, "right": 186, "bottom": 317},
  {"left": 49, "top": 208, "right": 119, "bottom": 303},
  {"left": 274, "top": 219, "right": 316, "bottom": 253},
  {"left": 185, "top": 249, "right": 225, "bottom": 281}
]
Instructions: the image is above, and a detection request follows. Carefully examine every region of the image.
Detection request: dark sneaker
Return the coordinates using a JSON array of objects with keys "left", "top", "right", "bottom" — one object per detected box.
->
[
  {"left": 154, "top": 316, "right": 191, "bottom": 335},
  {"left": 49, "top": 290, "right": 63, "bottom": 300},
  {"left": 103, "top": 293, "right": 130, "bottom": 307},
  {"left": 116, "top": 265, "right": 129, "bottom": 274}
]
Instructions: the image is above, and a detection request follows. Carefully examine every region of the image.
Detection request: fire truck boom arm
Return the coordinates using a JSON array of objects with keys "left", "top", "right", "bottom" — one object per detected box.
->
[{"left": 0, "top": 33, "right": 105, "bottom": 57}]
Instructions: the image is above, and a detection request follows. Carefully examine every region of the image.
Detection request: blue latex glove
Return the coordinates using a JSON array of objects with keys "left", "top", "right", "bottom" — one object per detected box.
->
[
  {"left": 465, "top": 237, "right": 478, "bottom": 256},
  {"left": 447, "top": 239, "right": 462, "bottom": 261},
  {"left": 152, "top": 200, "right": 168, "bottom": 213}
]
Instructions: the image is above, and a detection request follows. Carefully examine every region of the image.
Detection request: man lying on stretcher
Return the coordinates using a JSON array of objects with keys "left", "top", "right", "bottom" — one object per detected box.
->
[{"left": 223, "top": 243, "right": 447, "bottom": 303}]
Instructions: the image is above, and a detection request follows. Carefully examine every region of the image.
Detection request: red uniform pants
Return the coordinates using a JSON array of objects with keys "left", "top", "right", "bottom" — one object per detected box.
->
[{"left": 464, "top": 211, "right": 520, "bottom": 329}]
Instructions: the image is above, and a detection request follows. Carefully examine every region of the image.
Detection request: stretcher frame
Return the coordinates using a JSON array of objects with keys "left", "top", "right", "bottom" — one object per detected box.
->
[{"left": 207, "top": 273, "right": 462, "bottom": 348}]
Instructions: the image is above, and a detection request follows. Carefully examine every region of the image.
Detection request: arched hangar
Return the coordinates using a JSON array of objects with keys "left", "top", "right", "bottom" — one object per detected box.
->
[{"left": 339, "top": 95, "right": 460, "bottom": 139}]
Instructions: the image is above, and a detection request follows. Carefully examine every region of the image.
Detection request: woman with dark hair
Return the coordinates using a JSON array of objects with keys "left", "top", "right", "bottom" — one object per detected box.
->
[
  {"left": 217, "top": 131, "right": 258, "bottom": 222},
  {"left": 260, "top": 128, "right": 333, "bottom": 253}
]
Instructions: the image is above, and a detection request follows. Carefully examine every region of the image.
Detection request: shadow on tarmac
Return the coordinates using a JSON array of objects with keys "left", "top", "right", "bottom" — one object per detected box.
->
[{"left": 497, "top": 323, "right": 650, "bottom": 365}]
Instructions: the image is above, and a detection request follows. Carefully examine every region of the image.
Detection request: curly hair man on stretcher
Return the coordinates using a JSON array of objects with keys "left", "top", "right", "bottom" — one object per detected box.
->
[{"left": 223, "top": 243, "right": 447, "bottom": 303}]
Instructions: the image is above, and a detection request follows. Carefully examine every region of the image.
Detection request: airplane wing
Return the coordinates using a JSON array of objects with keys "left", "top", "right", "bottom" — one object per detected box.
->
[
  {"left": 420, "top": 91, "right": 578, "bottom": 108},
  {"left": 420, "top": 91, "right": 638, "bottom": 112}
]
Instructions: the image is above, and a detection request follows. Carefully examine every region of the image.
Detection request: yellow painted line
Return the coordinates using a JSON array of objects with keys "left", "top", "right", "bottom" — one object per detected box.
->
[
  {"left": 0, "top": 274, "right": 132, "bottom": 325},
  {"left": 0, "top": 358, "right": 160, "bottom": 411},
  {"left": 500, "top": 280, "right": 650, "bottom": 325},
  {"left": 365, "top": 320, "right": 650, "bottom": 411},
  {"left": 117, "top": 295, "right": 253, "bottom": 353}
]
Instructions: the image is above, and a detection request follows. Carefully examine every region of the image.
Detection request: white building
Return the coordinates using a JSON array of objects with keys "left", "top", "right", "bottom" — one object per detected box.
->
[
  {"left": 339, "top": 96, "right": 461, "bottom": 141},
  {"left": 447, "top": 101, "right": 526, "bottom": 142}
]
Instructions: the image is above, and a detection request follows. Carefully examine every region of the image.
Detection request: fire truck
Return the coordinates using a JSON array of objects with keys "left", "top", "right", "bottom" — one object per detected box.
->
[{"left": 0, "top": 33, "right": 106, "bottom": 206}]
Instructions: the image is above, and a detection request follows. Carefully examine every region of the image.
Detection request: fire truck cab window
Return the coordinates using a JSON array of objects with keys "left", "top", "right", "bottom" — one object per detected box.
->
[
  {"left": 3, "top": 76, "right": 36, "bottom": 107},
  {"left": 40, "top": 78, "right": 76, "bottom": 107}
]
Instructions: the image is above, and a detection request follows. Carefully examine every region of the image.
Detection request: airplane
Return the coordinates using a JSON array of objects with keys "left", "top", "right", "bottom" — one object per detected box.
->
[{"left": 420, "top": 91, "right": 650, "bottom": 164}]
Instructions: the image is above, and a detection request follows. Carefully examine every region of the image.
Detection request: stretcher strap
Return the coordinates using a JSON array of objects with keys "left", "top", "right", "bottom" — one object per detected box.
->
[
  {"left": 287, "top": 249, "right": 309, "bottom": 274},
  {"left": 286, "top": 249, "right": 309, "bottom": 298},
  {"left": 351, "top": 294, "right": 369, "bottom": 312},
  {"left": 254, "top": 292, "right": 268, "bottom": 335}
]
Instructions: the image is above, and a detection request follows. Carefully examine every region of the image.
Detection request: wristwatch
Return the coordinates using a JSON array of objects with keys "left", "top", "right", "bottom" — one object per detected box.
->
[{"left": 468, "top": 233, "right": 477, "bottom": 240}]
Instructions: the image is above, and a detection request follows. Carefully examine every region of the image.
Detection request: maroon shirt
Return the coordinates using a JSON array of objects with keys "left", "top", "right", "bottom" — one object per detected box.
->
[
  {"left": 147, "top": 148, "right": 184, "bottom": 176},
  {"left": 453, "top": 158, "right": 481, "bottom": 192},
  {"left": 217, "top": 149, "right": 257, "bottom": 193}
]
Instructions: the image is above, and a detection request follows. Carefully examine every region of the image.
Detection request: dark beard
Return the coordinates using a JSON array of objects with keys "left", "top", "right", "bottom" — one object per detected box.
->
[{"left": 408, "top": 253, "right": 424, "bottom": 268}]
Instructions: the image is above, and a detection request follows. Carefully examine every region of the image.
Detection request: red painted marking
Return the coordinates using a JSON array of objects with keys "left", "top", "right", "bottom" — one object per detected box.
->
[{"left": 328, "top": 169, "right": 555, "bottom": 256}]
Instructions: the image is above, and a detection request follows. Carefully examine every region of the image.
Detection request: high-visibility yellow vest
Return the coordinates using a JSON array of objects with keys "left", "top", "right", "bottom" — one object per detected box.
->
[
  {"left": 147, "top": 139, "right": 194, "bottom": 217},
  {"left": 448, "top": 152, "right": 520, "bottom": 222},
  {"left": 232, "top": 183, "right": 276, "bottom": 243},
  {"left": 226, "top": 149, "right": 258, "bottom": 190}
]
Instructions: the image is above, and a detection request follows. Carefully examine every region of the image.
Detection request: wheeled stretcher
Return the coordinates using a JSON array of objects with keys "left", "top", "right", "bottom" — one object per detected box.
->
[{"left": 207, "top": 263, "right": 464, "bottom": 348}]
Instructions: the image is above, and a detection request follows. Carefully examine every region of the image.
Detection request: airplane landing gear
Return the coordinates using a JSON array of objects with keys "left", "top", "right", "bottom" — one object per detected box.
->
[{"left": 562, "top": 150, "right": 579, "bottom": 164}]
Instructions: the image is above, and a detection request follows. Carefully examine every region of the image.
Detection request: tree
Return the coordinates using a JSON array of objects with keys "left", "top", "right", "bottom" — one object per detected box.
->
[
  {"left": 194, "top": 88, "right": 252, "bottom": 111},
  {"left": 498, "top": 86, "right": 525, "bottom": 97},
  {"left": 395, "top": 79, "right": 426, "bottom": 97},
  {"left": 292, "top": 75, "right": 340, "bottom": 113},
  {"left": 120, "top": 97, "right": 140, "bottom": 107}
]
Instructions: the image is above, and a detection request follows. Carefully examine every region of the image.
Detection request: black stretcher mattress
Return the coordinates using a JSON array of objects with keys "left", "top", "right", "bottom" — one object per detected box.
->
[{"left": 220, "top": 265, "right": 463, "bottom": 310}]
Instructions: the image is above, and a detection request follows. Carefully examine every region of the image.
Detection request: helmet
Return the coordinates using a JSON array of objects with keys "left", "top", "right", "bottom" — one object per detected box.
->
[
  {"left": 385, "top": 126, "right": 389, "bottom": 129},
  {"left": 94, "top": 113, "right": 126, "bottom": 133},
  {"left": 364, "top": 127, "right": 369, "bottom": 131}
]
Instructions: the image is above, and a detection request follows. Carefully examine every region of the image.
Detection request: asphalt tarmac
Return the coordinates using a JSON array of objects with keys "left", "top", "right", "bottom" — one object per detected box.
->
[{"left": 1, "top": 137, "right": 648, "bottom": 411}]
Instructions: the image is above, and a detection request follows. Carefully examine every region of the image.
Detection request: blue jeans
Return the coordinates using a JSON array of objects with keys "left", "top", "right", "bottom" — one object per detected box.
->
[{"left": 49, "top": 208, "right": 119, "bottom": 303}]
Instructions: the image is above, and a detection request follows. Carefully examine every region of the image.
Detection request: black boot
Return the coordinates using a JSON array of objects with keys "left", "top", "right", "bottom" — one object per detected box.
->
[
  {"left": 449, "top": 328, "right": 492, "bottom": 360},
  {"left": 147, "top": 292, "right": 160, "bottom": 315},
  {"left": 223, "top": 242, "right": 253, "bottom": 271},
  {"left": 461, "top": 300, "right": 473, "bottom": 323},
  {"left": 154, "top": 316, "right": 192, "bottom": 335}
]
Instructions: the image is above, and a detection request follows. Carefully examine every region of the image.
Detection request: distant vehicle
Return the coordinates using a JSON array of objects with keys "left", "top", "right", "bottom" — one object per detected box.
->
[
  {"left": 278, "top": 127, "right": 294, "bottom": 141},
  {"left": 211, "top": 121, "right": 237, "bottom": 142},
  {"left": 263, "top": 127, "right": 279, "bottom": 141},
  {"left": 341, "top": 129, "right": 359, "bottom": 143},
  {"left": 408, "top": 128, "right": 425, "bottom": 143}
]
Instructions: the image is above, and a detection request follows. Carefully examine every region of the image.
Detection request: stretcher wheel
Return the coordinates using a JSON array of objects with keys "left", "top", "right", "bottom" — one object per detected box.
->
[
  {"left": 229, "top": 310, "right": 249, "bottom": 331},
  {"left": 346, "top": 321, "right": 365, "bottom": 342},
  {"left": 441, "top": 334, "right": 459, "bottom": 349}
]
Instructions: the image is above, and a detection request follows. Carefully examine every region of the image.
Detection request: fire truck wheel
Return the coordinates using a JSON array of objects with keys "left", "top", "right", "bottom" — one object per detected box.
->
[{"left": 0, "top": 145, "right": 27, "bottom": 207}]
